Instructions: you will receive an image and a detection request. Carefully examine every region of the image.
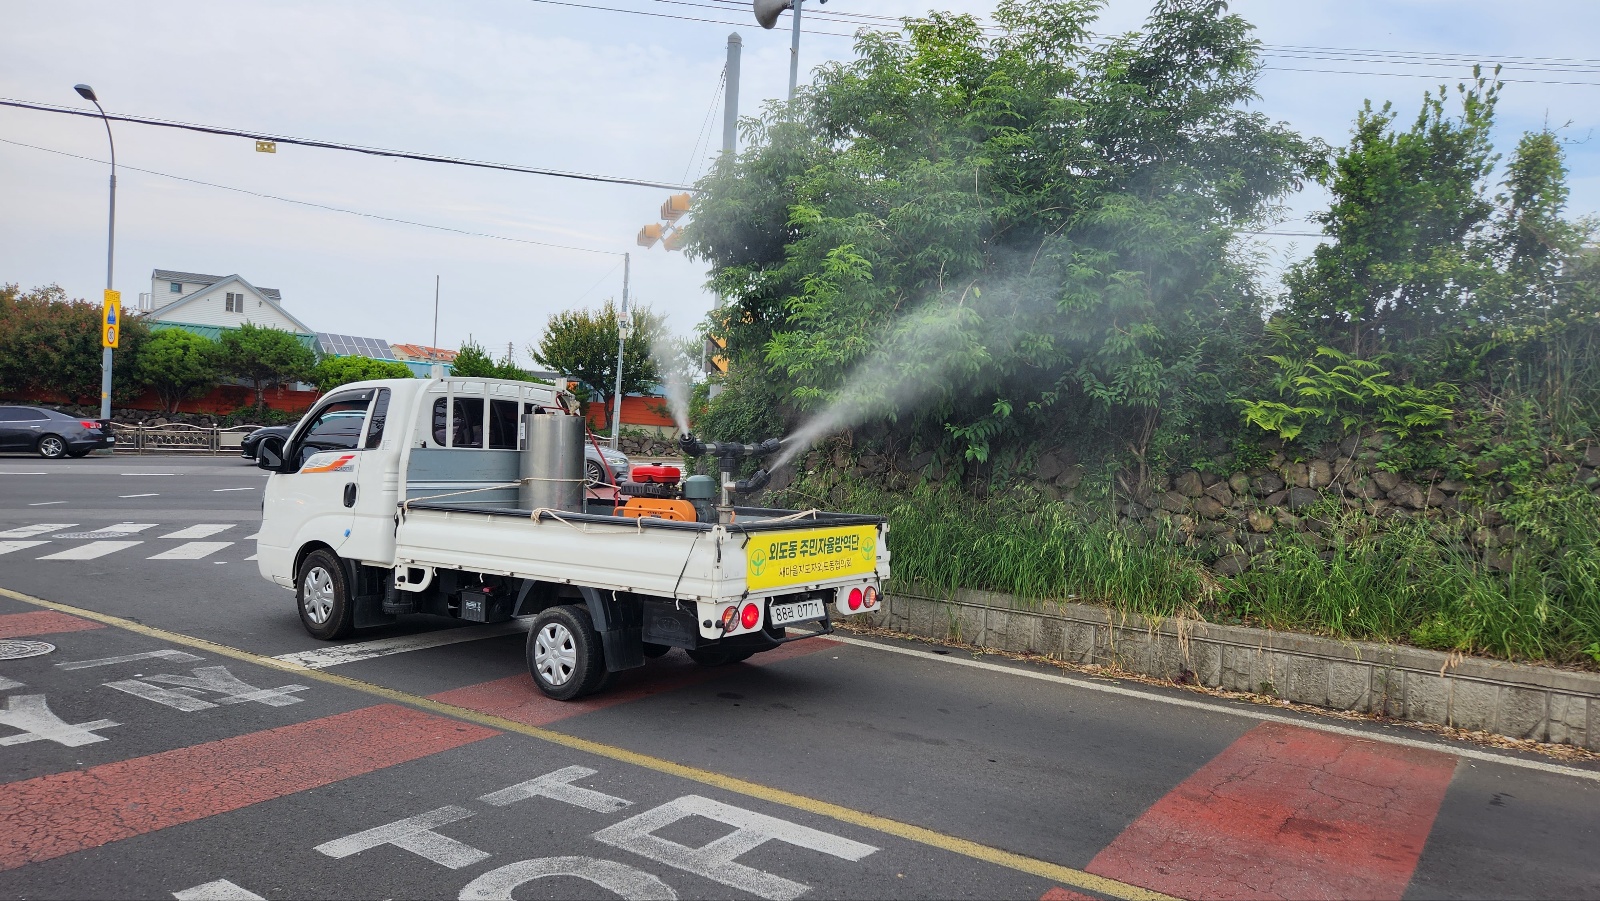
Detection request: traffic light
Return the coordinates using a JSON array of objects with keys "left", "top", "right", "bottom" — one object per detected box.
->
[
  {"left": 662, "top": 227, "right": 687, "bottom": 252},
  {"left": 636, "top": 223, "right": 663, "bottom": 248},
  {"left": 705, "top": 335, "right": 728, "bottom": 373},
  {"left": 660, "top": 193, "right": 692, "bottom": 222}
]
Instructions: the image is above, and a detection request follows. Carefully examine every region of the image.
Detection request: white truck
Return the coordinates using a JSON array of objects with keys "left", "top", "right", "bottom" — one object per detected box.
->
[{"left": 253, "top": 376, "right": 888, "bottom": 699}]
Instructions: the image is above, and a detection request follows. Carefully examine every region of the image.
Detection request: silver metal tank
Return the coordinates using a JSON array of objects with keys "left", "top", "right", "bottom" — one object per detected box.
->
[{"left": 518, "top": 412, "right": 585, "bottom": 512}]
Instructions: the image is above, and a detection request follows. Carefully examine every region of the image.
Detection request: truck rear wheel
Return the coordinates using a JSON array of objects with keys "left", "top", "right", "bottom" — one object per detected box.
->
[
  {"left": 528, "top": 605, "right": 610, "bottom": 700},
  {"left": 297, "top": 549, "right": 355, "bottom": 640}
]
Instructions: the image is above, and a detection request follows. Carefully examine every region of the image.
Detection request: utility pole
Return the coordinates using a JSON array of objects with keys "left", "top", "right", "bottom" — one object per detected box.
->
[
  {"left": 788, "top": 0, "right": 803, "bottom": 101},
  {"left": 723, "top": 33, "right": 742, "bottom": 158},
  {"left": 609, "top": 253, "right": 630, "bottom": 450}
]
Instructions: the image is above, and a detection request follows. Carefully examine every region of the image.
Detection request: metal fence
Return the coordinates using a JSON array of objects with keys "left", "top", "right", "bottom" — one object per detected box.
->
[{"left": 111, "top": 423, "right": 268, "bottom": 455}]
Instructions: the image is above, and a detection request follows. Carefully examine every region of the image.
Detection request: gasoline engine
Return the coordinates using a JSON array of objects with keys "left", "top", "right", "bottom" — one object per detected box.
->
[{"left": 615, "top": 433, "right": 784, "bottom": 524}]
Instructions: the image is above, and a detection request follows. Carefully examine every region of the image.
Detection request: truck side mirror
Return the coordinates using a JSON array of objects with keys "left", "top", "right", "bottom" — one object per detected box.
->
[{"left": 257, "top": 436, "right": 287, "bottom": 472}]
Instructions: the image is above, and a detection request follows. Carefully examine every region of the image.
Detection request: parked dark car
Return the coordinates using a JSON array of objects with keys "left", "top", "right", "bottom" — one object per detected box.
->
[
  {"left": 0, "top": 406, "right": 114, "bottom": 458},
  {"left": 239, "top": 424, "right": 293, "bottom": 461}
]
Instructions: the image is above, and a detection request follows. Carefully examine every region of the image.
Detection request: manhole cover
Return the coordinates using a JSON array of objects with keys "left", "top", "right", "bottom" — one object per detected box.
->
[
  {"left": 52, "top": 532, "right": 134, "bottom": 539},
  {"left": 0, "top": 639, "right": 55, "bottom": 660}
]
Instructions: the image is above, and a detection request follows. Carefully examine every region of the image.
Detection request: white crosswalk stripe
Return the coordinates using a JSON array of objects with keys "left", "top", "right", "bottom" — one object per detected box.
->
[
  {"left": 87, "top": 523, "right": 158, "bottom": 535},
  {"left": 148, "top": 541, "right": 234, "bottom": 560},
  {"left": 159, "top": 524, "right": 234, "bottom": 539},
  {"left": 0, "top": 524, "right": 75, "bottom": 538},
  {"left": 0, "top": 541, "right": 49, "bottom": 556},
  {"left": 38, "top": 541, "right": 143, "bottom": 560}
]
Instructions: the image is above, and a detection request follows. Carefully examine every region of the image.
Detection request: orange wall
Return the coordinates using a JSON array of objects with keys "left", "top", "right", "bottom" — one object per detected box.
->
[{"left": 586, "top": 394, "right": 676, "bottom": 430}]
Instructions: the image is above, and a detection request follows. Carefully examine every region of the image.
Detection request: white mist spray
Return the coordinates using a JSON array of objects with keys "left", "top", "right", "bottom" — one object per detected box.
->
[{"left": 649, "top": 333, "right": 693, "bottom": 434}]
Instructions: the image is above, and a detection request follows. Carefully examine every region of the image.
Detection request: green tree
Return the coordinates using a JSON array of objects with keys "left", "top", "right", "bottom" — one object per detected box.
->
[
  {"left": 309, "top": 355, "right": 414, "bottom": 392},
  {"left": 217, "top": 322, "right": 316, "bottom": 408},
  {"left": 686, "top": 0, "right": 1318, "bottom": 461},
  {"left": 453, "top": 339, "right": 535, "bottom": 380},
  {"left": 1285, "top": 72, "right": 1502, "bottom": 356},
  {"left": 137, "top": 328, "right": 219, "bottom": 414},
  {"left": 529, "top": 300, "right": 661, "bottom": 427},
  {"left": 0, "top": 283, "right": 150, "bottom": 406}
]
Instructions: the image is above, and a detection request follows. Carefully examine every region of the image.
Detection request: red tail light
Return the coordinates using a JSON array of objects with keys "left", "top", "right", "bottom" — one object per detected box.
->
[
  {"left": 720, "top": 606, "right": 738, "bottom": 631},
  {"left": 80, "top": 421, "right": 98, "bottom": 429},
  {"left": 740, "top": 604, "right": 759, "bottom": 629},
  {"left": 864, "top": 586, "right": 878, "bottom": 608},
  {"left": 847, "top": 588, "right": 863, "bottom": 611}
]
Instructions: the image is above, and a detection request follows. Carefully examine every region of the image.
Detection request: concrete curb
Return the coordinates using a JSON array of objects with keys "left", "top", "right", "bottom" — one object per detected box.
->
[{"left": 872, "top": 589, "right": 1599, "bottom": 750}]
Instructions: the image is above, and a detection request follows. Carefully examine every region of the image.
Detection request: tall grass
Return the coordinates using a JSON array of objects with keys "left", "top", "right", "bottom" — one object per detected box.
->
[{"left": 801, "top": 478, "right": 1600, "bottom": 667}]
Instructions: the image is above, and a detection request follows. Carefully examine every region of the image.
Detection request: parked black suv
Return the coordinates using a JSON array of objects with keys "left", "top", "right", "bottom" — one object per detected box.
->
[{"left": 0, "top": 406, "right": 115, "bottom": 458}]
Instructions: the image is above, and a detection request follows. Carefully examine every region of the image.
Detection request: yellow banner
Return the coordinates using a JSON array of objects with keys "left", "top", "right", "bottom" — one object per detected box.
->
[
  {"left": 101, "top": 290, "right": 120, "bottom": 348},
  {"left": 745, "top": 525, "right": 878, "bottom": 590}
]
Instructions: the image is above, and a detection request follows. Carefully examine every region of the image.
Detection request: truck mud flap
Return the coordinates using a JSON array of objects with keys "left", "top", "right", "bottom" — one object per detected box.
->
[{"left": 580, "top": 586, "right": 645, "bottom": 672}]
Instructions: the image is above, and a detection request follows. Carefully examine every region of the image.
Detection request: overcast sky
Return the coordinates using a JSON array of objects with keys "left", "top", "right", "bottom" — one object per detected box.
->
[{"left": 3, "top": 1, "right": 1597, "bottom": 366}]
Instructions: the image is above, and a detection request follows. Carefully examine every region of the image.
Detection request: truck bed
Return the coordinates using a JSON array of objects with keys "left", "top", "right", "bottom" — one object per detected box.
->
[{"left": 395, "top": 501, "right": 886, "bottom": 605}]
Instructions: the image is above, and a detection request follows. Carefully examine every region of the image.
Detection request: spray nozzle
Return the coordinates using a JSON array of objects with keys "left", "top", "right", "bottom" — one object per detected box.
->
[
  {"left": 733, "top": 469, "right": 771, "bottom": 494},
  {"left": 678, "top": 433, "right": 706, "bottom": 457}
]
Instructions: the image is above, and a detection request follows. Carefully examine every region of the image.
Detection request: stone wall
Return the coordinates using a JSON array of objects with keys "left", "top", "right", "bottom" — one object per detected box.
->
[{"left": 870, "top": 589, "right": 1600, "bottom": 749}]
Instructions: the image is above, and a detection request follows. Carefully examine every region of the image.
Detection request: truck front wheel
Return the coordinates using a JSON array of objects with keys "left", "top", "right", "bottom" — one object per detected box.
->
[
  {"left": 297, "top": 549, "right": 355, "bottom": 640},
  {"left": 528, "top": 605, "right": 610, "bottom": 700}
]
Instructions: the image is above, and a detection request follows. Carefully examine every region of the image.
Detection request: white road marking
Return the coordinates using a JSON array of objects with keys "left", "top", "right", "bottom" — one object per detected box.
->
[
  {"left": 0, "top": 541, "right": 49, "bottom": 556},
  {"left": 461, "top": 858, "right": 677, "bottom": 901},
  {"left": 58, "top": 649, "right": 205, "bottom": 671},
  {"left": 480, "top": 766, "right": 633, "bottom": 813},
  {"left": 315, "top": 806, "right": 490, "bottom": 869},
  {"left": 26, "top": 501, "right": 65, "bottom": 506},
  {"left": 38, "top": 540, "right": 142, "bottom": 560},
  {"left": 172, "top": 879, "right": 266, "bottom": 901},
  {"left": 272, "top": 620, "right": 529, "bottom": 669},
  {"left": 244, "top": 554, "right": 258, "bottom": 561},
  {"left": 212, "top": 487, "right": 255, "bottom": 492},
  {"left": 148, "top": 541, "right": 233, "bottom": 560},
  {"left": 159, "top": 524, "right": 233, "bottom": 539},
  {"left": 118, "top": 493, "right": 160, "bottom": 498},
  {"left": 242, "top": 531, "right": 260, "bottom": 540},
  {"left": 0, "top": 524, "right": 75, "bottom": 538},
  {"left": 0, "top": 695, "right": 118, "bottom": 746},
  {"left": 90, "top": 523, "right": 157, "bottom": 535},
  {"left": 594, "top": 795, "right": 878, "bottom": 901},
  {"left": 829, "top": 633, "right": 1600, "bottom": 784},
  {"left": 105, "top": 666, "right": 308, "bottom": 710},
  {"left": 0, "top": 676, "right": 23, "bottom": 691}
]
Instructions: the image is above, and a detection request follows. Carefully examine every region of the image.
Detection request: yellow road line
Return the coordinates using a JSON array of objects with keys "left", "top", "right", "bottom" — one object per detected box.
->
[{"left": 0, "top": 586, "right": 1175, "bottom": 901}]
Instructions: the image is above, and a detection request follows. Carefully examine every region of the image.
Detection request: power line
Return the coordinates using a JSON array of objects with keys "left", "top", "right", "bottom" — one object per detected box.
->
[
  {"left": 680, "top": 65, "right": 726, "bottom": 186},
  {"left": 1260, "top": 66, "right": 1600, "bottom": 88},
  {"left": 525, "top": 0, "right": 855, "bottom": 37},
  {"left": 0, "top": 136, "right": 624, "bottom": 257},
  {"left": 0, "top": 98, "right": 693, "bottom": 191}
]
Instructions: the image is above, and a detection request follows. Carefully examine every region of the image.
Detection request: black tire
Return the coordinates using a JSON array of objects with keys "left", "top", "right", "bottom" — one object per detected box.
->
[
  {"left": 686, "top": 646, "right": 754, "bottom": 667},
  {"left": 36, "top": 435, "right": 67, "bottom": 459},
  {"left": 66, "top": 448, "right": 92, "bottom": 458},
  {"left": 527, "top": 605, "right": 610, "bottom": 700},
  {"left": 641, "top": 642, "right": 672, "bottom": 659},
  {"left": 296, "top": 549, "right": 355, "bottom": 640},
  {"left": 585, "top": 459, "right": 607, "bottom": 486}
]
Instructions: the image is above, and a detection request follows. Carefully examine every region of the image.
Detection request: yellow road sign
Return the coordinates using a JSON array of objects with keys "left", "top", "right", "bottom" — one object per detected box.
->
[{"left": 102, "top": 290, "right": 120, "bottom": 348}]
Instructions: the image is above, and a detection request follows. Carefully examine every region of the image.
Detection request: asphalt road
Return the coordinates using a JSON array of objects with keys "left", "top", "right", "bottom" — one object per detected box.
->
[{"left": 0, "top": 454, "right": 1596, "bottom": 900}]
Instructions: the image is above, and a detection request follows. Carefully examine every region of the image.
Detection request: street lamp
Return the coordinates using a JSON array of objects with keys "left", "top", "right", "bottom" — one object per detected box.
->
[
  {"left": 74, "top": 83, "right": 117, "bottom": 422},
  {"left": 754, "top": 0, "right": 825, "bottom": 100}
]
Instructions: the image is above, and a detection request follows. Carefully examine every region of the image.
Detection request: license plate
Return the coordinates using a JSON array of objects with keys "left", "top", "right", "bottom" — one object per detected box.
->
[{"left": 769, "top": 599, "right": 825, "bottom": 626}]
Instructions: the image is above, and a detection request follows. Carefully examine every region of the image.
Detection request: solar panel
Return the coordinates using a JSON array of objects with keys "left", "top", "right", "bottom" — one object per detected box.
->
[{"left": 316, "top": 332, "right": 394, "bottom": 360}]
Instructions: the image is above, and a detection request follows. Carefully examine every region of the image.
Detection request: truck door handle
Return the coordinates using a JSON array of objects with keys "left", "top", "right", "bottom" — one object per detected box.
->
[{"left": 343, "top": 483, "right": 357, "bottom": 507}]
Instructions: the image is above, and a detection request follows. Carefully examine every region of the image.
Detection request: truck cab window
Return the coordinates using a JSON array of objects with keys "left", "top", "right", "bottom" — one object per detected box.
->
[
  {"left": 488, "top": 399, "right": 519, "bottom": 450},
  {"left": 298, "top": 397, "right": 371, "bottom": 464},
  {"left": 364, "top": 389, "right": 391, "bottom": 450}
]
